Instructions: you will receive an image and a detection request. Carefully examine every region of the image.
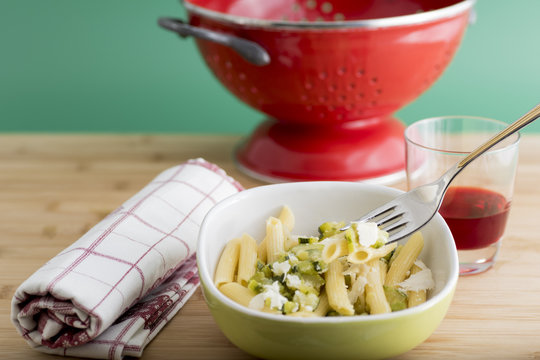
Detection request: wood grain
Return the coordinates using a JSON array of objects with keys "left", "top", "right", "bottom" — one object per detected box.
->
[{"left": 1, "top": 134, "right": 539, "bottom": 360}]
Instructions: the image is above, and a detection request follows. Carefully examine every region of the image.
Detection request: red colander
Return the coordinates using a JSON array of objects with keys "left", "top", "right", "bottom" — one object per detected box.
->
[{"left": 159, "top": 0, "right": 475, "bottom": 182}]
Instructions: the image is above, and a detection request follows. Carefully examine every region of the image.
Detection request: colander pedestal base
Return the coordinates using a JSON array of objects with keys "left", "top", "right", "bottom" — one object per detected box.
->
[{"left": 235, "top": 117, "right": 406, "bottom": 184}]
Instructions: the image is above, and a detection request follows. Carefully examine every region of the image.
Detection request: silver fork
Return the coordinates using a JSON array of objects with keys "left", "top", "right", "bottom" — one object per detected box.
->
[{"left": 343, "top": 103, "right": 540, "bottom": 244}]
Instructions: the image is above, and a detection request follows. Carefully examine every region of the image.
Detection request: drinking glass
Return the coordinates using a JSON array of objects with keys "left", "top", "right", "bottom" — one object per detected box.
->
[{"left": 405, "top": 116, "right": 520, "bottom": 275}]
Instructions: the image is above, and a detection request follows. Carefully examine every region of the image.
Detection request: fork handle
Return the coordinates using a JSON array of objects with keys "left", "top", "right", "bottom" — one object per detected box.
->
[{"left": 458, "top": 103, "right": 540, "bottom": 168}]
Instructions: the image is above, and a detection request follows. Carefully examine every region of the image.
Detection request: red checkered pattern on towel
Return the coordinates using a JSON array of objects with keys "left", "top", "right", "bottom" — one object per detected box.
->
[{"left": 11, "top": 159, "right": 243, "bottom": 359}]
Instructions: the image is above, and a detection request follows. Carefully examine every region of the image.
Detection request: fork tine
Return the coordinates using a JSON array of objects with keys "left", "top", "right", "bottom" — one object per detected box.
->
[
  {"left": 376, "top": 211, "right": 405, "bottom": 229},
  {"left": 341, "top": 203, "right": 399, "bottom": 231},
  {"left": 385, "top": 221, "right": 417, "bottom": 244},
  {"left": 358, "top": 204, "right": 397, "bottom": 223},
  {"left": 384, "top": 219, "right": 409, "bottom": 234}
]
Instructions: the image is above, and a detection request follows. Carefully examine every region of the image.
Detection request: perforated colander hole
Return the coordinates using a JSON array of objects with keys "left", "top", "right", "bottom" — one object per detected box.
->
[
  {"left": 321, "top": 2, "right": 333, "bottom": 14},
  {"left": 300, "top": 94, "right": 308, "bottom": 101},
  {"left": 306, "top": 0, "right": 317, "bottom": 10},
  {"left": 336, "top": 114, "right": 344, "bottom": 120},
  {"left": 318, "top": 112, "right": 326, "bottom": 119},
  {"left": 239, "top": 73, "right": 247, "bottom": 80},
  {"left": 304, "top": 82, "right": 313, "bottom": 90},
  {"left": 334, "top": 13, "right": 345, "bottom": 21},
  {"left": 250, "top": 87, "right": 258, "bottom": 94},
  {"left": 337, "top": 67, "right": 346, "bottom": 76},
  {"left": 356, "top": 69, "right": 365, "bottom": 78},
  {"left": 375, "top": 89, "right": 383, "bottom": 95},
  {"left": 370, "top": 77, "right": 378, "bottom": 85},
  {"left": 318, "top": 95, "right": 328, "bottom": 103},
  {"left": 328, "top": 105, "right": 336, "bottom": 111},
  {"left": 318, "top": 71, "right": 328, "bottom": 80},
  {"left": 292, "top": 3, "right": 301, "bottom": 11},
  {"left": 328, "top": 84, "right": 337, "bottom": 92},
  {"left": 339, "top": 95, "right": 347, "bottom": 102},
  {"left": 345, "top": 104, "right": 354, "bottom": 111},
  {"left": 347, "top": 83, "right": 356, "bottom": 91},
  {"left": 306, "top": 105, "right": 313, "bottom": 111},
  {"left": 356, "top": 93, "right": 365, "bottom": 100},
  {"left": 225, "top": 61, "right": 232, "bottom": 69}
]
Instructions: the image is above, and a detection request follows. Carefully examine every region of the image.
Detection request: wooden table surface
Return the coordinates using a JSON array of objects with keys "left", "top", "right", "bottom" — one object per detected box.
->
[{"left": 1, "top": 134, "right": 539, "bottom": 360}]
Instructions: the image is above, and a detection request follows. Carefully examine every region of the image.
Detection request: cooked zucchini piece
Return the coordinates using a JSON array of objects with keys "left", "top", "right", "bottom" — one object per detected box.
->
[
  {"left": 302, "top": 273, "right": 325, "bottom": 292},
  {"left": 344, "top": 227, "right": 359, "bottom": 253},
  {"left": 296, "top": 260, "right": 318, "bottom": 275},
  {"left": 293, "top": 291, "right": 319, "bottom": 311},
  {"left": 289, "top": 243, "right": 324, "bottom": 262},
  {"left": 282, "top": 301, "right": 298, "bottom": 314},
  {"left": 353, "top": 296, "right": 366, "bottom": 315},
  {"left": 383, "top": 285, "right": 408, "bottom": 311},
  {"left": 318, "top": 221, "right": 346, "bottom": 239},
  {"left": 247, "top": 279, "right": 264, "bottom": 293},
  {"left": 256, "top": 260, "right": 273, "bottom": 278},
  {"left": 298, "top": 236, "right": 319, "bottom": 244},
  {"left": 388, "top": 245, "right": 403, "bottom": 268}
]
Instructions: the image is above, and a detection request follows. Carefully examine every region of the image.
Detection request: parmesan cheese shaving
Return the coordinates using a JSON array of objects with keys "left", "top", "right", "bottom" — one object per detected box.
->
[
  {"left": 355, "top": 222, "right": 379, "bottom": 247},
  {"left": 397, "top": 261, "right": 434, "bottom": 292},
  {"left": 272, "top": 261, "right": 291, "bottom": 276}
]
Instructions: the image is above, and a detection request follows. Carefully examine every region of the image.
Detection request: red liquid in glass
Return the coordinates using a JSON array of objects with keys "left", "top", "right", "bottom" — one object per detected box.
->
[{"left": 438, "top": 187, "right": 511, "bottom": 250}]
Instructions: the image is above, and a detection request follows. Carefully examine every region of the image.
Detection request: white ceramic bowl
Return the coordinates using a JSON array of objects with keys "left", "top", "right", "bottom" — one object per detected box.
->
[{"left": 197, "top": 182, "right": 458, "bottom": 360}]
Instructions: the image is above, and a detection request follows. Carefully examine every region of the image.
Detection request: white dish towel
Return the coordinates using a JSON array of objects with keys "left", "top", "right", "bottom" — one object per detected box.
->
[{"left": 11, "top": 159, "right": 243, "bottom": 359}]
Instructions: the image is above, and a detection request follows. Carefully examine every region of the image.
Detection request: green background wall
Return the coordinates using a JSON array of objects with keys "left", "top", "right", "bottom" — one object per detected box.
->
[{"left": 1, "top": 0, "right": 539, "bottom": 134}]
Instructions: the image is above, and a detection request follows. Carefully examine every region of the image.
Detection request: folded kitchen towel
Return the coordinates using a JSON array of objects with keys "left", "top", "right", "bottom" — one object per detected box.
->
[{"left": 11, "top": 159, "right": 243, "bottom": 359}]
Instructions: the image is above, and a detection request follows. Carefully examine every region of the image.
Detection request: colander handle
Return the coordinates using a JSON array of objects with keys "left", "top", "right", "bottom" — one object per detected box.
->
[{"left": 158, "top": 17, "right": 270, "bottom": 66}]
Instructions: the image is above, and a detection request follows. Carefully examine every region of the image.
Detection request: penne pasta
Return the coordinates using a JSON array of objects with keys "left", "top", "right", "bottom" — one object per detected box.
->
[
  {"left": 385, "top": 232, "right": 424, "bottom": 287},
  {"left": 347, "top": 249, "right": 370, "bottom": 264},
  {"left": 354, "top": 290, "right": 366, "bottom": 315},
  {"left": 388, "top": 244, "right": 403, "bottom": 268},
  {"left": 314, "top": 291, "right": 330, "bottom": 317},
  {"left": 325, "top": 260, "right": 354, "bottom": 316},
  {"left": 347, "top": 269, "right": 368, "bottom": 314},
  {"left": 321, "top": 233, "right": 348, "bottom": 263},
  {"left": 265, "top": 217, "right": 285, "bottom": 264},
  {"left": 365, "top": 259, "right": 391, "bottom": 314},
  {"left": 257, "top": 236, "right": 267, "bottom": 263},
  {"left": 219, "top": 282, "right": 255, "bottom": 307},
  {"left": 280, "top": 205, "right": 298, "bottom": 251},
  {"left": 407, "top": 264, "right": 427, "bottom": 307},
  {"left": 278, "top": 205, "right": 295, "bottom": 234},
  {"left": 237, "top": 233, "right": 258, "bottom": 286},
  {"left": 347, "top": 243, "right": 397, "bottom": 265},
  {"left": 214, "top": 238, "right": 242, "bottom": 287},
  {"left": 216, "top": 205, "right": 434, "bottom": 318},
  {"left": 379, "top": 259, "right": 388, "bottom": 285},
  {"left": 284, "top": 235, "right": 299, "bottom": 251}
]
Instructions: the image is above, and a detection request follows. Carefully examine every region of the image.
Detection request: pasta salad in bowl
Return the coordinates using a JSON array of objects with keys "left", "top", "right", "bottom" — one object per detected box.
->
[{"left": 197, "top": 182, "right": 458, "bottom": 360}]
